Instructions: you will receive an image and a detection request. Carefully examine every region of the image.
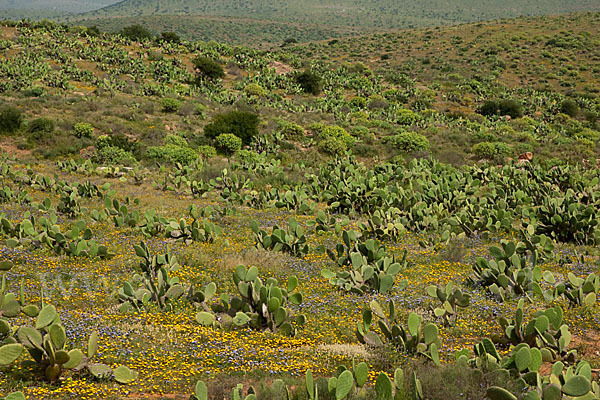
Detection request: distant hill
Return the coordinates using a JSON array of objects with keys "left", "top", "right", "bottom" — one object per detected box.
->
[
  {"left": 66, "top": 0, "right": 600, "bottom": 46},
  {"left": 0, "top": 0, "right": 119, "bottom": 12},
  {"left": 81, "top": 0, "right": 600, "bottom": 29}
]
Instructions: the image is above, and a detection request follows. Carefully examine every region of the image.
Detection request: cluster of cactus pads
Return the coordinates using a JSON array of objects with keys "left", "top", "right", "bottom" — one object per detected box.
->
[
  {"left": 251, "top": 218, "right": 309, "bottom": 257},
  {"left": 191, "top": 363, "right": 423, "bottom": 400},
  {"left": 356, "top": 300, "right": 441, "bottom": 366},
  {"left": 321, "top": 230, "right": 409, "bottom": 294},
  {"left": 196, "top": 265, "right": 305, "bottom": 336},
  {"left": 456, "top": 338, "right": 599, "bottom": 400},
  {"left": 0, "top": 260, "right": 137, "bottom": 384}
]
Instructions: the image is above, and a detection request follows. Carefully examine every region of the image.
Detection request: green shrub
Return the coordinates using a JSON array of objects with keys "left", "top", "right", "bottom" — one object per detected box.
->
[
  {"left": 215, "top": 133, "right": 242, "bottom": 155},
  {"left": 146, "top": 144, "right": 198, "bottom": 164},
  {"left": 317, "top": 137, "right": 346, "bottom": 156},
  {"left": 0, "top": 106, "right": 23, "bottom": 134},
  {"left": 203, "top": 111, "right": 259, "bottom": 145},
  {"left": 197, "top": 145, "right": 216, "bottom": 159},
  {"left": 119, "top": 25, "right": 153, "bottom": 41},
  {"left": 498, "top": 99, "right": 523, "bottom": 118},
  {"left": 73, "top": 122, "right": 93, "bottom": 138},
  {"left": 160, "top": 98, "right": 181, "bottom": 113},
  {"left": 560, "top": 99, "right": 579, "bottom": 117},
  {"left": 320, "top": 125, "right": 355, "bottom": 148},
  {"left": 164, "top": 134, "right": 187, "bottom": 147},
  {"left": 471, "top": 141, "right": 511, "bottom": 161},
  {"left": 478, "top": 99, "right": 523, "bottom": 118},
  {"left": 244, "top": 83, "right": 267, "bottom": 97},
  {"left": 235, "top": 149, "right": 260, "bottom": 163},
  {"left": 194, "top": 104, "right": 206, "bottom": 117},
  {"left": 277, "top": 120, "right": 304, "bottom": 140},
  {"left": 396, "top": 108, "right": 420, "bottom": 125},
  {"left": 349, "top": 96, "right": 367, "bottom": 109},
  {"left": 390, "top": 131, "right": 430, "bottom": 152},
  {"left": 27, "top": 118, "right": 54, "bottom": 134},
  {"left": 192, "top": 56, "right": 225, "bottom": 82},
  {"left": 158, "top": 31, "right": 180, "bottom": 44},
  {"left": 295, "top": 70, "right": 322, "bottom": 95},
  {"left": 93, "top": 145, "right": 136, "bottom": 165}
]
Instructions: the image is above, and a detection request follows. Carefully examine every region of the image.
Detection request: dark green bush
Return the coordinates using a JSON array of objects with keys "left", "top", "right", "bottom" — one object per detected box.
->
[
  {"left": 471, "top": 141, "right": 511, "bottom": 161},
  {"left": 119, "top": 25, "right": 153, "bottom": 41},
  {"left": 193, "top": 56, "right": 225, "bottom": 82},
  {"left": 159, "top": 31, "right": 180, "bottom": 44},
  {"left": 498, "top": 99, "right": 523, "bottom": 118},
  {"left": 93, "top": 145, "right": 136, "bottom": 166},
  {"left": 215, "top": 133, "right": 242, "bottom": 155},
  {"left": 203, "top": 111, "right": 259, "bottom": 145},
  {"left": 560, "top": 99, "right": 579, "bottom": 117},
  {"left": 0, "top": 106, "right": 23, "bottom": 134},
  {"left": 391, "top": 131, "right": 430, "bottom": 152},
  {"left": 479, "top": 99, "right": 523, "bottom": 119},
  {"left": 146, "top": 144, "right": 198, "bottom": 164},
  {"left": 27, "top": 118, "right": 54, "bottom": 134},
  {"left": 160, "top": 98, "right": 181, "bottom": 113},
  {"left": 295, "top": 70, "right": 322, "bottom": 95}
]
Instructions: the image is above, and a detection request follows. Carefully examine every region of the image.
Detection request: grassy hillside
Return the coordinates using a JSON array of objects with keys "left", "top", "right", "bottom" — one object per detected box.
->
[
  {"left": 68, "top": 15, "right": 364, "bottom": 48},
  {"left": 0, "top": 12, "right": 600, "bottom": 400},
  {"left": 0, "top": 0, "right": 120, "bottom": 20},
  {"left": 68, "top": 0, "right": 600, "bottom": 46}
]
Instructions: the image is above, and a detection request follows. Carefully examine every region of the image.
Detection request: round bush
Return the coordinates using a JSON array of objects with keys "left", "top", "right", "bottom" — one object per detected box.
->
[
  {"left": 0, "top": 106, "right": 23, "bottom": 134},
  {"left": 471, "top": 141, "right": 511, "bottom": 161},
  {"left": 27, "top": 118, "right": 54, "bottom": 134},
  {"left": 295, "top": 70, "right": 322, "bottom": 95},
  {"left": 146, "top": 144, "right": 198, "bottom": 165},
  {"left": 203, "top": 111, "right": 259, "bottom": 145},
  {"left": 317, "top": 137, "right": 346, "bottom": 156},
  {"left": 73, "top": 122, "right": 93, "bottom": 138},
  {"left": 215, "top": 133, "right": 242, "bottom": 155},
  {"left": 93, "top": 145, "right": 136, "bottom": 166},
  {"left": 197, "top": 145, "right": 216, "bottom": 159},
  {"left": 560, "top": 99, "right": 579, "bottom": 117},
  {"left": 277, "top": 120, "right": 304, "bottom": 140},
  {"left": 164, "top": 134, "right": 187, "bottom": 147},
  {"left": 244, "top": 84, "right": 267, "bottom": 97},
  {"left": 320, "top": 125, "right": 355, "bottom": 149},
  {"left": 160, "top": 98, "right": 181, "bottom": 113},
  {"left": 119, "top": 25, "right": 153, "bottom": 42},
  {"left": 193, "top": 56, "right": 225, "bottom": 81},
  {"left": 396, "top": 108, "right": 420, "bottom": 125},
  {"left": 390, "top": 131, "right": 430, "bottom": 152}
]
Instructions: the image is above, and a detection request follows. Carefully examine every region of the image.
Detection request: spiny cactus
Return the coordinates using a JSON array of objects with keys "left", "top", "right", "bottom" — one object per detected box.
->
[
  {"left": 196, "top": 265, "right": 305, "bottom": 336},
  {"left": 118, "top": 242, "right": 186, "bottom": 312},
  {"left": 322, "top": 230, "right": 409, "bottom": 294},
  {"left": 495, "top": 300, "right": 576, "bottom": 362},
  {"left": 356, "top": 299, "right": 441, "bottom": 365},
  {"left": 426, "top": 282, "right": 471, "bottom": 325},
  {"left": 468, "top": 239, "right": 554, "bottom": 302},
  {"left": 251, "top": 218, "right": 309, "bottom": 257}
]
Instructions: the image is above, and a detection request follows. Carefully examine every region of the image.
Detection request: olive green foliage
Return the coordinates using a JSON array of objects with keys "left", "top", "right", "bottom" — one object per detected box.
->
[
  {"left": 119, "top": 24, "right": 153, "bottom": 41},
  {"left": 390, "top": 131, "right": 430, "bottom": 152},
  {"left": 295, "top": 70, "right": 322, "bottom": 95},
  {"left": 146, "top": 141, "right": 198, "bottom": 165},
  {"left": 316, "top": 125, "right": 355, "bottom": 155},
  {"left": 277, "top": 119, "right": 304, "bottom": 140},
  {"left": 73, "top": 122, "right": 93, "bottom": 138},
  {"left": 158, "top": 31, "right": 180, "bottom": 44},
  {"left": 471, "top": 141, "right": 511, "bottom": 161},
  {"left": 0, "top": 106, "right": 22, "bottom": 134},
  {"left": 478, "top": 99, "right": 523, "bottom": 119},
  {"left": 93, "top": 145, "right": 137, "bottom": 166},
  {"left": 197, "top": 145, "right": 216, "bottom": 159},
  {"left": 244, "top": 83, "right": 267, "bottom": 97},
  {"left": 203, "top": 111, "right": 259, "bottom": 145},
  {"left": 160, "top": 97, "right": 181, "bottom": 113},
  {"left": 215, "top": 133, "right": 243, "bottom": 155},
  {"left": 192, "top": 55, "right": 225, "bottom": 81}
]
